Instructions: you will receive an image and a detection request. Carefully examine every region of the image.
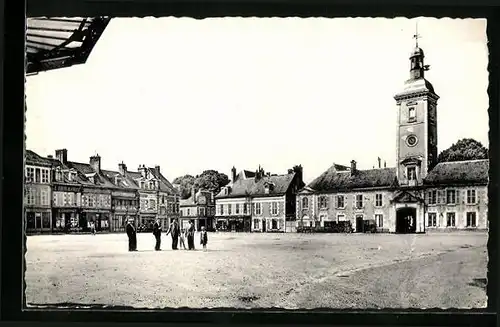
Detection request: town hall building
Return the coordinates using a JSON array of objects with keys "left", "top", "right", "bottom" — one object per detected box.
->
[{"left": 297, "top": 37, "right": 489, "bottom": 233}]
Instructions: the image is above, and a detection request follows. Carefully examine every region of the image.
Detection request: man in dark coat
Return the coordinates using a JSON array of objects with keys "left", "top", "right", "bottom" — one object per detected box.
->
[
  {"left": 166, "top": 219, "right": 180, "bottom": 250},
  {"left": 153, "top": 219, "right": 162, "bottom": 251},
  {"left": 126, "top": 218, "right": 137, "bottom": 251},
  {"left": 187, "top": 220, "right": 196, "bottom": 250}
]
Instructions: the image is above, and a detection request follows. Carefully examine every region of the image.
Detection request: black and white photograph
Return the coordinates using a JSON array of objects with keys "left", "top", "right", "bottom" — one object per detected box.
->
[{"left": 24, "top": 16, "right": 489, "bottom": 310}]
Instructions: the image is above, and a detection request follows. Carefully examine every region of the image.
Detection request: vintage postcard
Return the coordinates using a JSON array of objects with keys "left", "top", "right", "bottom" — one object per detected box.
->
[{"left": 24, "top": 17, "right": 488, "bottom": 309}]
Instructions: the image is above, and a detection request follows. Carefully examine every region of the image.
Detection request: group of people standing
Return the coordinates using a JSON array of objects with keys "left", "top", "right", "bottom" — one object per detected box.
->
[{"left": 125, "top": 218, "right": 208, "bottom": 252}]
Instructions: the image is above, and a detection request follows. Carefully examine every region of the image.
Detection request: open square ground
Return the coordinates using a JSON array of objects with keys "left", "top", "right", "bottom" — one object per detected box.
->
[{"left": 25, "top": 231, "right": 487, "bottom": 309}]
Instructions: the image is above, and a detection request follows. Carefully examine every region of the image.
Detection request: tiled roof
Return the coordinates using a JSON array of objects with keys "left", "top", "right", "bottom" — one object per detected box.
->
[
  {"left": 216, "top": 173, "right": 296, "bottom": 199},
  {"left": 65, "top": 161, "right": 116, "bottom": 188},
  {"left": 394, "top": 77, "right": 436, "bottom": 99},
  {"left": 424, "top": 159, "right": 489, "bottom": 186},
  {"left": 180, "top": 196, "right": 196, "bottom": 206},
  {"left": 127, "top": 171, "right": 143, "bottom": 180},
  {"left": 243, "top": 170, "right": 256, "bottom": 178},
  {"left": 149, "top": 167, "right": 178, "bottom": 195},
  {"left": 102, "top": 169, "right": 140, "bottom": 190},
  {"left": 307, "top": 165, "right": 398, "bottom": 192},
  {"left": 25, "top": 150, "right": 54, "bottom": 167}
]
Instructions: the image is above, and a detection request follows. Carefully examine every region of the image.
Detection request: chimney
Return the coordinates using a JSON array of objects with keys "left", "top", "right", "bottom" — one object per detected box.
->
[
  {"left": 155, "top": 165, "right": 161, "bottom": 174},
  {"left": 292, "top": 165, "right": 304, "bottom": 188},
  {"left": 119, "top": 161, "right": 127, "bottom": 175},
  {"left": 90, "top": 154, "right": 101, "bottom": 172},
  {"left": 384, "top": 161, "right": 387, "bottom": 168},
  {"left": 191, "top": 187, "right": 196, "bottom": 200},
  {"left": 138, "top": 164, "right": 147, "bottom": 177},
  {"left": 350, "top": 160, "right": 357, "bottom": 176},
  {"left": 231, "top": 166, "right": 237, "bottom": 182},
  {"left": 55, "top": 149, "right": 68, "bottom": 164},
  {"left": 378, "top": 157, "right": 381, "bottom": 169}
]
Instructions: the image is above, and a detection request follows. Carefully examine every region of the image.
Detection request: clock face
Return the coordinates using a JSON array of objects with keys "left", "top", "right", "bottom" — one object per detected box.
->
[{"left": 406, "top": 135, "right": 418, "bottom": 147}]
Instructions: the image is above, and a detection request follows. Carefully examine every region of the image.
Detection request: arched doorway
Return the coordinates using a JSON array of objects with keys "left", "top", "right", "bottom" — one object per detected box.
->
[{"left": 396, "top": 207, "right": 417, "bottom": 234}]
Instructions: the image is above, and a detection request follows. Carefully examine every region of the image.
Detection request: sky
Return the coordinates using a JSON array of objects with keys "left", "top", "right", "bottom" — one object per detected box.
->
[{"left": 25, "top": 17, "right": 489, "bottom": 184}]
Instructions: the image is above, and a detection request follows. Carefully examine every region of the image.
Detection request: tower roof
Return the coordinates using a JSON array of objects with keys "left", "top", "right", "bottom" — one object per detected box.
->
[
  {"left": 410, "top": 46, "right": 424, "bottom": 58},
  {"left": 394, "top": 77, "right": 436, "bottom": 100}
]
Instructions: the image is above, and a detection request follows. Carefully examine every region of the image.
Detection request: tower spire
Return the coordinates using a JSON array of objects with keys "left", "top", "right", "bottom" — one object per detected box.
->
[{"left": 413, "top": 21, "right": 421, "bottom": 48}]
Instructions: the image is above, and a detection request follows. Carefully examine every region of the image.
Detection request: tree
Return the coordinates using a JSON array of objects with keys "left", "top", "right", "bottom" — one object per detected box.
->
[
  {"left": 173, "top": 174, "right": 196, "bottom": 199},
  {"left": 437, "top": 138, "right": 488, "bottom": 163},
  {"left": 194, "top": 170, "right": 230, "bottom": 197},
  {"left": 173, "top": 170, "right": 230, "bottom": 199}
]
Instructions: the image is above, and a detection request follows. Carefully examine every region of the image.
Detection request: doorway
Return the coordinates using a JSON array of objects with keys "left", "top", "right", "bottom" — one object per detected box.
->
[
  {"left": 355, "top": 215, "right": 364, "bottom": 233},
  {"left": 396, "top": 207, "right": 417, "bottom": 233}
]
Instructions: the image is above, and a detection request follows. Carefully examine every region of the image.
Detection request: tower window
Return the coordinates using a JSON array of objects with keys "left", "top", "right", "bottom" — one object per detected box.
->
[
  {"left": 408, "top": 107, "right": 416, "bottom": 122},
  {"left": 407, "top": 167, "right": 417, "bottom": 181}
]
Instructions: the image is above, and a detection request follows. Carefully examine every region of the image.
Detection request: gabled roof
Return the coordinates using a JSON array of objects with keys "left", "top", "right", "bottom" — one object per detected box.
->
[
  {"left": 148, "top": 167, "right": 178, "bottom": 195},
  {"left": 216, "top": 173, "right": 296, "bottom": 199},
  {"left": 26, "top": 17, "right": 110, "bottom": 74},
  {"left": 307, "top": 164, "right": 398, "bottom": 192},
  {"left": 424, "top": 159, "right": 489, "bottom": 186}
]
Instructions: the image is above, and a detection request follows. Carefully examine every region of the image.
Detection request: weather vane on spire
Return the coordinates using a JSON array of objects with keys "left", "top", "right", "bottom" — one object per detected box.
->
[{"left": 413, "top": 21, "right": 421, "bottom": 47}]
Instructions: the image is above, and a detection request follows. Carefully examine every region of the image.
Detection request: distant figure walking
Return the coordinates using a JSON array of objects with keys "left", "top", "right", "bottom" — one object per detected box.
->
[
  {"left": 166, "top": 219, "right": 180, "bottom": 250},
  {"left": 126, "top": 219, "right": 137, "bottom": 251},
  {"left": 153, "top": 219, "right": 162, "bottom": 251},
  {"left": 200, "top": 226, "right": 208, "bottom": 251},
  {"left": 187, "top": 220, "right": 196, "bottom": 250},
  {"left": 90, "top": 222, "right": 96, "bottom": 235},
  {"left": 179, "top": 228, "right": 187, "bottom": 250}
]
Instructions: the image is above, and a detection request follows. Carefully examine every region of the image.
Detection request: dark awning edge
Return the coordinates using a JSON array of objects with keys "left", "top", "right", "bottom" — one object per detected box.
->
[{"left": 26, "top": 17, "right": 111, "bottom": 74}]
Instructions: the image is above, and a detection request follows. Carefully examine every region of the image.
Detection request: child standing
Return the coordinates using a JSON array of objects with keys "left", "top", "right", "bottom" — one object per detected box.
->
[
  {"left": 179, "top": 228, "right": 187, "bottom": 250},
  {"left": 90, "top": 222, "right": 96, "bottom": 235},
  {"left": 200, "top": 226, "right": 208, "bottom": 251}
]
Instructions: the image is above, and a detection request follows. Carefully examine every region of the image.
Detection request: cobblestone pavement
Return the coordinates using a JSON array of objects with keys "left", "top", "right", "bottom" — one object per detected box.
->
[{"left": 25, "top": 231, "right": 488, "bottom": 309}]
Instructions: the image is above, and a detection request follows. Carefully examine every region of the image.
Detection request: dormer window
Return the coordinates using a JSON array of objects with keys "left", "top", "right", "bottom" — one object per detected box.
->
[
  {"left": 408, "top": 107, "right": 416, "bottom": 122},
  {"left": 55, "top": 168, "right": 62, "bottom": 182}
]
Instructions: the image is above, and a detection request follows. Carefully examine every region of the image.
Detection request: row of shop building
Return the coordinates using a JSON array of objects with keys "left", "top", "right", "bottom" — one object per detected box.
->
[{"left": 25, "top": 148, "right": 183, "bottom": 234}]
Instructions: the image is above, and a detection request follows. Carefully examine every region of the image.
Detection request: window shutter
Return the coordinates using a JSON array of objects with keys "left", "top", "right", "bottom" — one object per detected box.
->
[{"left": 325, "top": 196, "right": 329, "bottom": 209}]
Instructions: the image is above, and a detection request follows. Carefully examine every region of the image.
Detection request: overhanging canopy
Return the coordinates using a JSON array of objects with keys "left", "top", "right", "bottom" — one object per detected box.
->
[{"left": 26, "top": 17, "right": 111, "bottom": 74}]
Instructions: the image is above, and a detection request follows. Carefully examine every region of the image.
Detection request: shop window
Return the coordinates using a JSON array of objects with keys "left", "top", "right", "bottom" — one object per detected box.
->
[{"left": 42, "top": 212, "right": 51, "bottom": 228}]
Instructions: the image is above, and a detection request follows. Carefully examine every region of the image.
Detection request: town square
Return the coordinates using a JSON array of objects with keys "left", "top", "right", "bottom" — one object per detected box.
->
[
  {"left": 26, "top": 231, "right": 487, "bottom": 309},
  {"left": 24, "top": 17, "right": 489, "bottom": 309}
]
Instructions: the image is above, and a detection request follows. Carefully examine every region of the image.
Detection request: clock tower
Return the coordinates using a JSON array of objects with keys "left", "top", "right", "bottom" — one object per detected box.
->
[{"left": 394, "top": 33, "right": 439, "bottom": 187}]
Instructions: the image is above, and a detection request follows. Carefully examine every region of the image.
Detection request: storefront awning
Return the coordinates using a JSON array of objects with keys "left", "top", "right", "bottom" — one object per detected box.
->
[{"left": 26, "top": 16, "right": 111, "bottom": 74}]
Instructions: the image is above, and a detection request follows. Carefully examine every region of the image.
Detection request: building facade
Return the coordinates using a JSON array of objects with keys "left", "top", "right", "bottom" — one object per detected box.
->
[
  {"left": 215, "top": 165, "right": 304, "bottom": 232},
  {"left": 297, "top": 40, "right": 489, "bottom": 233},
  {"left": 180, "top": 188, "right": 216, "bottom": 231},
  {"left": 25, "top": 151, "right": 53, "bottom": 233},
  {"left": 24, "top": 149, "right": 179, "bottom": 234}
]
